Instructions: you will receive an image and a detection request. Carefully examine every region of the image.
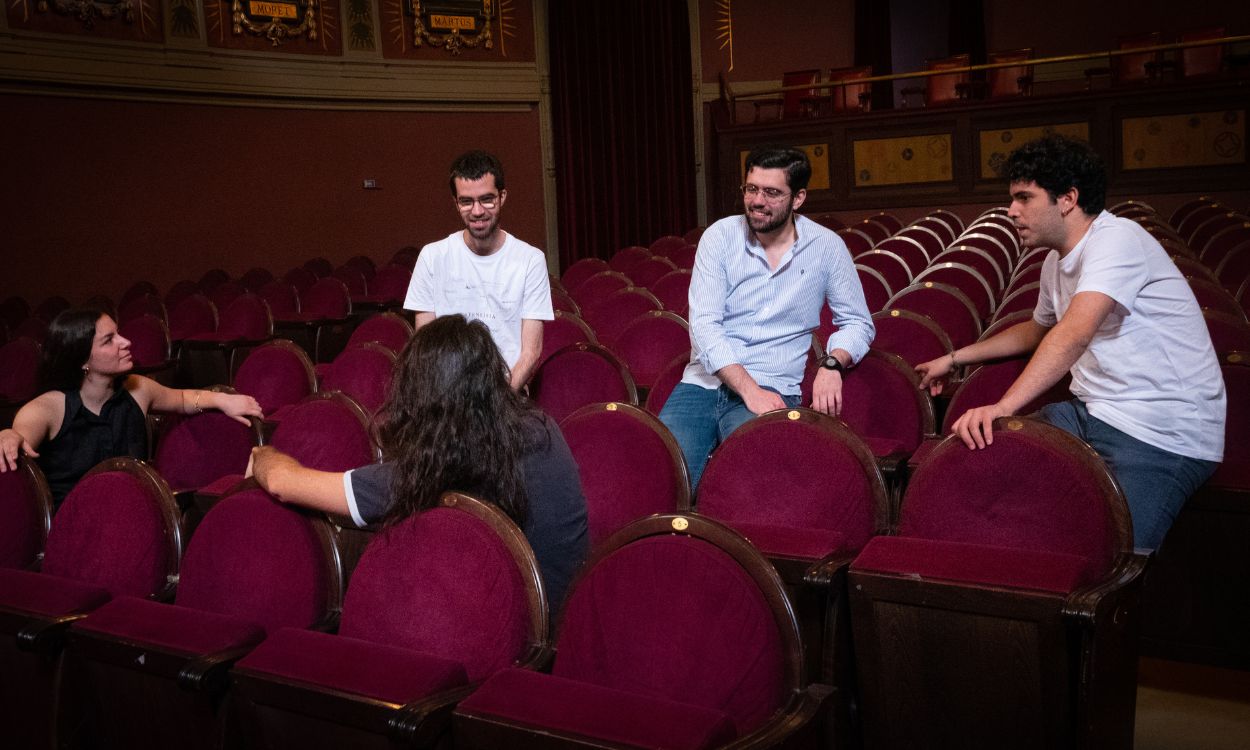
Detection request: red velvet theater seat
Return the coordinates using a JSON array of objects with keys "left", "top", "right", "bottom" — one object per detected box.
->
[
  {"left": 63, "top": 483, "right": 342, "bottom": 750},
  {"left": 317, "top": 342, "right": 397, "bottom": 416},
  {"left": 529, "top": 342, "right": 638, "bottom": 424},
  {"left": 151, "top": 389, "right": 263, "bottom": 507},
  {"left": 560, "top": 257, "right": 610, "bottom": 294},
  {"left": 850, "top": 418, "right": 1147, "bottom": 750},
  {"left": 560, "top": 402, "right": 690, "bottom": 548},
  {"left": 0, "top": 458, "right": 182, "bottom": 750},
  {"left": 453, "top": 514, "right": 831, "bottom": 750},
  {"left": 231, "top": 493, "right": 548, "bottom": 749},
  {"left": 231, "top": 338, "right": 318, "bottom": 421},
  {"left": 609, "top": 310, "right": 690, "bottom": 390},
  {"left": 539, "top": 311, "right": 597, "bottom": 367},
  {"left": 870, "top": 308, "right": 953, "bottom": 369},
  {"left": 0, "top": 455, "right": 52, "bottom": 571},
  {"left": 697, "top": 407, "right": 887, "bottom": 742}
]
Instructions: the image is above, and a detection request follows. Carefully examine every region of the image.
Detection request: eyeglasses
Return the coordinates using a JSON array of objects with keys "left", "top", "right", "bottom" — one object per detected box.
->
[
  {"left": 456, "top": 194, "right": 499, "bottom": 210},
  {"left": 740, "top": 184, "right": 791, "bottom": 202}
]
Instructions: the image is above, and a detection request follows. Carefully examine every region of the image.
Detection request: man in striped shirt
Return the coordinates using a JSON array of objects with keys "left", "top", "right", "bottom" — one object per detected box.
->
[{"left": 659, "top": 145, "right": 875, "bottom": 489}]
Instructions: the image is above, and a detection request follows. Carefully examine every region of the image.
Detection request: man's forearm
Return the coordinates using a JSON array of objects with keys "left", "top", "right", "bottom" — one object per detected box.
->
[
  {"left": 715, "top": 363, "right": 761, "bottom": 397},
  {"left": 510, "top": 348, "right": 540, "bottom": 390},
  {"left": 952, "top": 320, "right": 1048, "bottom": 367}
]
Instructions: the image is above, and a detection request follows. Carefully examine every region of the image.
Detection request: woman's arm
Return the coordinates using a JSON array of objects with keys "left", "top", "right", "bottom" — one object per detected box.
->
[
  {"left": 129, "top": 376, "right": 263, "bottom": 425},
  {"left": 0, "top": 393, "right": 60, "bottom": 472},
  {"left": 246, "top": 446, "right": 350, "bottom": 516}
]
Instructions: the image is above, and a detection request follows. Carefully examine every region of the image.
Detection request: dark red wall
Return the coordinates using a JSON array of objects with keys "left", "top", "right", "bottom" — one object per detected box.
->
[{"left": 0, "top": 94, "right": 545, "bottom": 304}]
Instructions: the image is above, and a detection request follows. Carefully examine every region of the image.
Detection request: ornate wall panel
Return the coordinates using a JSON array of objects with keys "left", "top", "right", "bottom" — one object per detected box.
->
[
  {"left": 1121, "top": 110, "right": 1245, "bottom": 171},
  {"left": 852, "top": 133, "right": 952, "bottom": 187},
  {"left": 379, "top": 0, "right": 534, "bottom": 61},
  {"left": 6, "top": 0, "right": 164, "bottom": 43},
  {"left": 978, "top": 122, "right": 1089, "bottom": 179},
  {"left": 203, "top": 0, "right": 343, "bottom": 54},
  {"left": 737, "top": 142, "right": 831, "bottom": 190}
]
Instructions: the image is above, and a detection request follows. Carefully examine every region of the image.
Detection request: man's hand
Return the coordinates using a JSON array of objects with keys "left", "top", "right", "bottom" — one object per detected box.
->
[
  {"left": 950, "top": 403, "right": 1012, "bottom": 449},
  {"left": 744, "top": 386, "right": 787, "bottom": 415},
  {"left": 915, "top": 353, "right": 956, "bottom": 397},
  {"left": 0, "top": 429, "right": 38, "bottom": 472},
  {"left": 810, "top": 368, "right": 843, "bottom": 416}
]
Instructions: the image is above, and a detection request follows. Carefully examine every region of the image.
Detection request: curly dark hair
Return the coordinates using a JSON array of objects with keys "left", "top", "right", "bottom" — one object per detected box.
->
[
  {"left": 1001, "top": 134, "right": 1106, "bottom": 215},
  {"left": 448, "top": 150, "right": 506, "bottom": 195},
  {"left": 744, "top": 145, "right": 812, "bottom": 192},
  {"left": 376, "top": 314, "right": 537, "bottom": 527},
  {"left": 38, "top": 306, "right": 109, "bottom": 392}
]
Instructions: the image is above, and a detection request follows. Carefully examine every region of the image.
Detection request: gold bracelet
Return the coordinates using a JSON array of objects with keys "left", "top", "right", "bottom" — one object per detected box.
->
[{"left": 194, "top": 391, "right": 203, "bottom": 414}]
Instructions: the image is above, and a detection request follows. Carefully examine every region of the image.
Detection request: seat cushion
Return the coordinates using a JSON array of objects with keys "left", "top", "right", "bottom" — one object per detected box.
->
[
  {"left": 851, "top": 535, "right": 1100, "bottom": 594},
  {"left": 906, "top": 436, "right": 942, "bottom": 470},
  {"left": 0, "top": 568, "right": 111, "bottom": 618},
  {"left": 73, "top": 596, "right": 265, "bottom": 655},
  {"left": 235, "top": 627, "right": 468, "bottom": 705},
  {"left": 722, "top": 521, "right": 848, "bottom": 561},
  {"left": 456, "top": 668, "right": 737, "bottom": 750},
  {"left": 198, "top": 474, "right": 244, "bottom": 498},
  {"left": 862, "top": 435, "right": 908, "bottom": 458}
]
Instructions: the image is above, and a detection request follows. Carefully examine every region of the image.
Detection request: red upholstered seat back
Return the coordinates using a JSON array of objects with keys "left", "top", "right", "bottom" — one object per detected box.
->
[
  {"left": 232, "top": 340, "right": 316, "bottom": 414},
  {"left": 856, "top": 266, "right": 892, "bottom": 313},
  {"left": 301, "top": 278, "right": 351, "bottom": 319},
  {"left": 553, "top": 533, "right": 786, "bottom": 736},
  {"left": 118, "top": 293, "right": 167, "bottom": 325},
  {"left": 649, "top": 235, "right": 686, "bottom": 258},
  {"left": 118, "top": 314, "right": 171, "bottom": 368},
  {"left": 0, "top": 459, "right": 51, "bottom": 570},
  {"left": 168, "top": 293, "right": 218, "bottom": 340},
  {"left": 943, "top": 358, "right": 1071, "bottom": 433},
  {"left": 898, "top": 225, "right": 946, "bottom": 259},
  {"left": 608, "top": 246, "right": 652, "bottom": 274},
  {"left": 153, "top": 410, "right": 258, "bottom": 493},
  {"left": 838, "top": 349, "right": 934, "bottom": 453},
  {"left": 837, "top": 228, "right": 873, "bottom": 257},
  {"left": 644, "top": 355, "right": 690, "bottom": 416},
  {"left": 540, "top": 313, "right": 596, "bottom": 366},
  {"left": 0, "top": 337, "right": 40, "bottom": 401},
  {"left": 176, "top": 487, "right": 336, "bottom": 635},
  {"left": 367, "top": 264, "right": 412, "bottom": 303},
  {"left": 208, "top": 280, "right": 246, "bottom": 311},
  {"left": 581, "top": 288, "right": 662, "bottom": 345},
  {"left": 888, "top": 282, "right": 982, "bottom": 349},
  {"left": 270, "top": 393, "right": 377, "bottom": 472},
  {"left": 933, "top": 245, "right": 1006, "bottom": 294},
  {"left": 257, "top": 281, "right": 300, "bottom": 319},
  {"left": 899, "top": 419, "right": 1129, "bottom": 570},
  {"left": 198, "top": 269, "right": 231, "bottom": 294},
  {"left": 560, "top": 403, "right": 690, "bottom": 546},
  {"left": 649, "top": 270, "right": 692, "bottom": 315},
  {"left": 610, "top": 311, "right": 690, "bottom": 388},
  {"left": 238, "top": 267, "right": 275, "bottom": 292},
  {"left": 914, "top": 263, "right": 995, "bottom": 321},
  {"left": 669, "top": 244, "right": 698, "bottom": 270},
  {"left": 164, "top": 280, "right": 199, "bottom": 309},
  {"left": 120, "top": 281, "right": 160, "bottom": 308},
  {"left": 561, "top": 258, "right": 610, "bottom": 293},
  {"left": 871, "top": 309, "right": 953, "bottom": 369},
  {"left": 341, "top": 500, "right": 538, "bottom": 682},
  {"left": 217, "top": 293, "right": 273, "bottom": 340},
  {"left": 854, "top": 250, "right": 913, "bottom": 295},
  {"left": 569, "top": 271, "right": 632, "bottom": 309},
  {"left": 346, "top": 313, "right": 412, "bottom": 354},
  {"left": 42, "top": 462, "right": 179, "bottom": 598},
  {"left": 626, "top": 256, "right": 678, "bottom": 288},
  {"left": 319, "top": 344, "right": 397, "bottom": 414},
  {"left": 281, "top": 267, "right": 317, "bottom": 296},
  {"left": 698, "top": 409, "right": 882, "bottom": 552},
  {"left": 303, "top": 257, "right": 334, "bottom": 278},
  {"left": 1204, "top": 310, "right": 1250, "bottom": 355},
  {"left": 874, "top": 237, "right": 929, "bottom": 277},
  {"left": 530, "top": 343, "right": 638, "bottom": 423}
]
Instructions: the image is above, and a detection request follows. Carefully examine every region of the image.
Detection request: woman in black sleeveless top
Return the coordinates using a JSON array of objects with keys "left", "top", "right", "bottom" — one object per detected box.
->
[{"left": 0, "top": 307, "right": 263, "bottom": 505}]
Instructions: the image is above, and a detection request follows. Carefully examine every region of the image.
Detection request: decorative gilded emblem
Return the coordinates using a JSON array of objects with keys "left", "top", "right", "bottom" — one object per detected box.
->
[
  {"left": 232, "top": 0, "right": 318, "bottom": 45},
  {"left": 37, "top": 0, "right": 137, "bottom": 29},
  {"left": 890, "top": 309, "right": 900, "bottom": 317},
  {"left": 1006, "top": 419, "right": 1024, "bottom": 431},
  {"left": 605, "top": 403, "right": 618, "bottom": 411},
  {"left": 411, "top": 0, "right": 492, "bottom": 55},
  {"left": 671, "top": 517, "right": 689, "bottom": 531},
  {"left": 787, "top": 410, "right": 800, "bottom": 420}
]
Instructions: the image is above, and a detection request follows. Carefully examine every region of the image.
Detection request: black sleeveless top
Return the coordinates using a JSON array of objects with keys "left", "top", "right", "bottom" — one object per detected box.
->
[{"left": 38, "top": 388, "right": 148, "bottom": 506}]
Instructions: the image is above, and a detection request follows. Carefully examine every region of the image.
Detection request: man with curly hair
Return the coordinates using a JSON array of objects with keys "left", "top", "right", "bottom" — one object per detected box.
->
[{"left": 916, "top": 135, "right": 1225, "bottom": 549}]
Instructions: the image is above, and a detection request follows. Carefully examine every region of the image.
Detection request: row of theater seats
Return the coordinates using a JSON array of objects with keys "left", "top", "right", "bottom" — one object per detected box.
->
[
  {"left": 1, "top": 400, "right": 1154, "bottom": 748},
  {"left": 0, "top": 249, "right": 420, "bottom": 428}
]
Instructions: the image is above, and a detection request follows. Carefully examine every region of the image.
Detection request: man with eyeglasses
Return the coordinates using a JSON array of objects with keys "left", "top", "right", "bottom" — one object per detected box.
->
[
  {"left": 404, "top": 150, "right": 554, "bottom": 390},
  {"left": 659, "top": 145, "right": 875, "bottom": 489}
]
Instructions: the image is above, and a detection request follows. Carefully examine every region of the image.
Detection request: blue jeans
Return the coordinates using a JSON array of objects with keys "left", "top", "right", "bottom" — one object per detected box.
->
[
  {"left": 658, "top": 382, "right": 801, "bottom": 493},
  {"left": 1037, "top": 399, "right": 1218, "bottom": 550}
]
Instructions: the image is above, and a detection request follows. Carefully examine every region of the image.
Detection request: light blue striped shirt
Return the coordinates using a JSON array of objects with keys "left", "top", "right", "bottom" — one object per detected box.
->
[{"left": 682, "top": 214, "right": 875, "bottom": 395}]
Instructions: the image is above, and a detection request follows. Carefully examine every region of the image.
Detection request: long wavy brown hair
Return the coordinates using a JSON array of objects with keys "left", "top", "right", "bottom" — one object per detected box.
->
[{"left": 376, "top": 315, "right": 537, "bottom": 526}]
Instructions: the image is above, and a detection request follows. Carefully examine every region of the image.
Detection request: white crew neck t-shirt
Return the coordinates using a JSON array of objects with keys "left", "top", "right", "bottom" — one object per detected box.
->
[
  {"left": 1033, "top": 211, "right": 1225, "bottom": 462},
  {"left": 404, "top": 231, "right": 554, "bottom": 367}
]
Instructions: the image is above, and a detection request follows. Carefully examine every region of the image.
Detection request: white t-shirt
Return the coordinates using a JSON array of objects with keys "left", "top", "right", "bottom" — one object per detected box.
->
[
  {"left": 404, "top": 231, "right": 554, "bottom": 367},
  {"left": 1034, "top": 211, "right": 1225, "bottom": 462}
]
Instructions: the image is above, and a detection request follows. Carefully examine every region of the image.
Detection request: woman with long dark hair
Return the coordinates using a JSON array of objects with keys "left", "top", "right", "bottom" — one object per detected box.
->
[
  {"left": 0, "top": 307, "right": 263, "bottom": 503},
  {"left": 248, "top": 314, "right": 588, "bottom": 609}
]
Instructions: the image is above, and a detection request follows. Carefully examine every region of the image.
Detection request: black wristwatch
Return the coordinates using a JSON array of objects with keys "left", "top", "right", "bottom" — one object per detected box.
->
[{"left": 818, "top": 354, "right": 846, "bottom": 374}]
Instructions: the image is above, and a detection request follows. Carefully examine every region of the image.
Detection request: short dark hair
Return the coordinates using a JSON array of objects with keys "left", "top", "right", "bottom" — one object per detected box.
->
[
  {"left": 38, "top": 306, "right": 106, "bottom": 392},
  {"left": 1001, "top": 134, "right": 1106, "bottom": 215},
  {"left": 448, "top": 150, "right": 506, "bottom": 195},
  {"left": 744, "top": 145, "right": 812, "bottom": 192}
]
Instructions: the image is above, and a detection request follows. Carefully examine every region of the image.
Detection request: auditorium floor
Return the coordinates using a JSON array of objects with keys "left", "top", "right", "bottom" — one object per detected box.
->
[{"left": 1136, "top": 657, "right": 1250, "bottom": 749}]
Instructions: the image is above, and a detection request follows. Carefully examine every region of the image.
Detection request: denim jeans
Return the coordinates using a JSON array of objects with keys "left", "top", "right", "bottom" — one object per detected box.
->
[
  {"left": 1036, "top": 399, "right": 1218, "bottom": 550},
  {"left": 658, "top": 382, "right": 802, "bottom": 493}
]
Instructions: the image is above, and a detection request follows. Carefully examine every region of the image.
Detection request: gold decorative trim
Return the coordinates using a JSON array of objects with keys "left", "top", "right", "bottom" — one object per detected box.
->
[
  {"left": 413, "top": 0, "right": 492, "bottom": 55},
  {"left": 232, "top": 0, "right": 317, "bottom": 46},
  {"left": 671, "top": 517, "right": 690, "bottom": 531}
]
